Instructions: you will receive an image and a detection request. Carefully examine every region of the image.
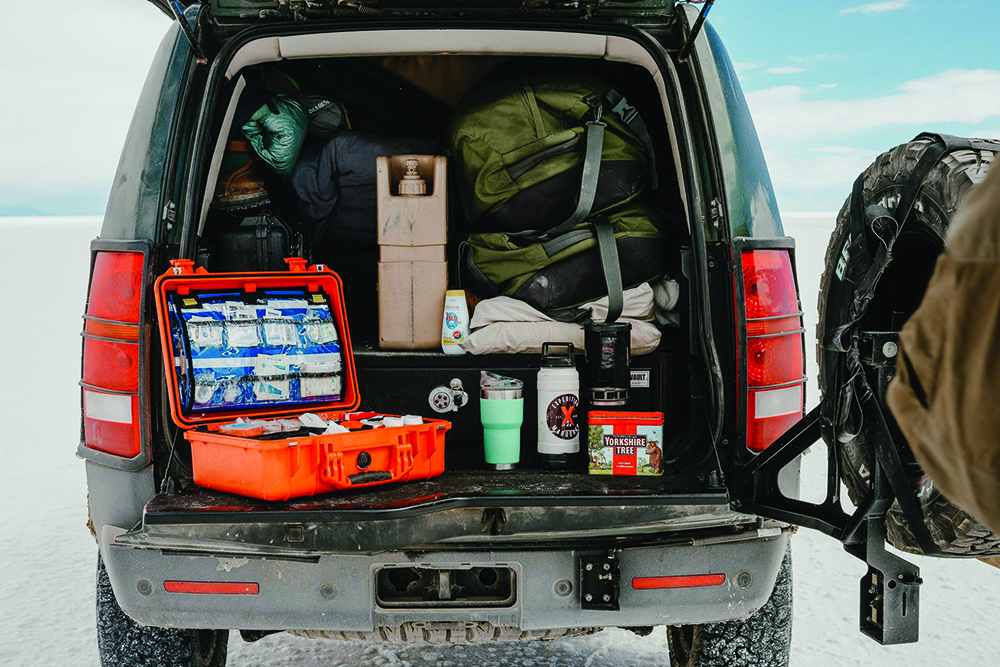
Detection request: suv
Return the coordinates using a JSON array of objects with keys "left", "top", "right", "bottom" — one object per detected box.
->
[{"left": 85, "top": 2, "right": 806, "bottom": 665}]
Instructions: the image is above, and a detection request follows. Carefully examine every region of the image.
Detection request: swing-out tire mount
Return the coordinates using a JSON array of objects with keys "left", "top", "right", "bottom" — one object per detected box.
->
[{"left": 739, "top": 403, "right": 921, "bottom": 645}]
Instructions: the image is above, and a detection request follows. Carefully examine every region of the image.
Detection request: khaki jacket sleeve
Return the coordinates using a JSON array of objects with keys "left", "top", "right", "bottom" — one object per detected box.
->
[{"left": 887, "top": 165, "right": 1000, "bottom": 536}]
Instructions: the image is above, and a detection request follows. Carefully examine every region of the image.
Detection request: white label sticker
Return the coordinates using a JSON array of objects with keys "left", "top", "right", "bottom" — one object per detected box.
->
[{"left": 631, "top": 370, "right": 650, "bottom": 388}]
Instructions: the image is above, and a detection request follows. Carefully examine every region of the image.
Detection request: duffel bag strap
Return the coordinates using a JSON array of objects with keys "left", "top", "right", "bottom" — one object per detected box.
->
[
  {"left": 605, "top": 89, "right": 658, "bottom": 190},
  {"left": 532, "top": 96, "right": 607, "bottom": 242},
  {"left": 541, "top": 219, "right": 623, "bottom": 323},
  {"left": 592, "top": 216, "right": 624, "bottom": 324}
]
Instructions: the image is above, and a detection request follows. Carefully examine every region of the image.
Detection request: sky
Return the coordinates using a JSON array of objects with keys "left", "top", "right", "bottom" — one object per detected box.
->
[{"left": 0, "top": 0, "right": 997, "bottom": 215}]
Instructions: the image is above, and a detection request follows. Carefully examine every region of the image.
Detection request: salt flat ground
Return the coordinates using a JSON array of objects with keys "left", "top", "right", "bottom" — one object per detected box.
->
[{"left": 1, "top": 215, "right": 997, "bottom": 666}]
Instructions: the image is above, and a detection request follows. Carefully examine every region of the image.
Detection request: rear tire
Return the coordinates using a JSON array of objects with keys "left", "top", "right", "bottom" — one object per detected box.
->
[
  {"left": 817, "top": 137, "right": 1000, "bottom": 555},
  {"left": 97, "top": 553, "right": 229, "bottom": 667},
  {"left": 666, "top": 545, "right": 792, "bottom": 667}
]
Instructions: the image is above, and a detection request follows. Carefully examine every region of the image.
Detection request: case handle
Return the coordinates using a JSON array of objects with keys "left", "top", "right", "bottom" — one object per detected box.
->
[{"left": 320, "top": 440, "right": 415, "bottom": 487}]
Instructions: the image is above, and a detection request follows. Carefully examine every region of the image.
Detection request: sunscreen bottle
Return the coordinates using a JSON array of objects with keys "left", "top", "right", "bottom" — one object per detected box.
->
[{"left": 442, "top": 290, "right": 469, "bottom": 355}]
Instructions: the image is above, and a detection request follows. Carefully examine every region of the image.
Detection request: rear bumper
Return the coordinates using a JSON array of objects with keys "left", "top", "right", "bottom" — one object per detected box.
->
[{"left": 101, "top": 523, "right": 789, "bottom": 631}]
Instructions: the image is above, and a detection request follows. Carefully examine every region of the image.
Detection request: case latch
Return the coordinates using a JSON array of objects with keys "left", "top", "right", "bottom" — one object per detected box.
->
[
  {"left": 284, "top": 257, "right": 309, "bottom": 273},
  {"left": 169, "top": 259, "right": 196, "bottom": 275}
]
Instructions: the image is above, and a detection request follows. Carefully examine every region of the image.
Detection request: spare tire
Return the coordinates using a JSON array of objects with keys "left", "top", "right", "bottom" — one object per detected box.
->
[{"left": 818, "top": 135, "right": 1000, "bottom": 555}]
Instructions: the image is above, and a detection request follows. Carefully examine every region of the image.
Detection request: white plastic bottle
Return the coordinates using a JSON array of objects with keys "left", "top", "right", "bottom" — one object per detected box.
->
[
  {"left": 537, "top": 342, "right": 580, "bottom": 468},
  {"left": 441, "top": 290, "right": 470, "bottom": 355}
]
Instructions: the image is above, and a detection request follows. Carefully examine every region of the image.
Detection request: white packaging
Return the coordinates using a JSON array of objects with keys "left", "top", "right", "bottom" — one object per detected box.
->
[
  {"left": 253, "top": 354, "right": 290, "bottom": 401},
  {"left": 188, "top": 316, "right": 224, "bottom": 349},
  {"left": 224, "top": 302, "right": 260, "bottom": 347},
  {"left": 304, "top": 307, "right": 339, "bottom": 345},
  {"left": 299, "top": 361, "right": 342, "bottom": 398},
  {"left": 298, "top": 413, "right": 329, "bottom": 429},
  {"left": 441, "top": 290, "right": 469, "bottom": 355},
  {"left": 263, "top": 308, "right": 298, "bottom": 347},
  {"left": 261, "top": 421, "right": 284, "bottom": 434}
]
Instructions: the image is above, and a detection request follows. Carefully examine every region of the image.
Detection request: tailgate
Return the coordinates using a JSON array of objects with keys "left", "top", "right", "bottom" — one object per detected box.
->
[{"left": 114, "top": 470, "right": 749, "bottom": 555}]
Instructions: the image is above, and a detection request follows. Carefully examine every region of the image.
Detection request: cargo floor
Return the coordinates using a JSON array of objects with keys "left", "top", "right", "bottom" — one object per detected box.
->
[{"left": 146, "top": 470, "right": 727, "bottom": 524}]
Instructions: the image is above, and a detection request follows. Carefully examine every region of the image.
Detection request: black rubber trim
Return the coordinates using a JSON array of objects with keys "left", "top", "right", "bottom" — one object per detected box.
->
[{"left": 143, "top": 490, "right": 730, "bottom": 525}]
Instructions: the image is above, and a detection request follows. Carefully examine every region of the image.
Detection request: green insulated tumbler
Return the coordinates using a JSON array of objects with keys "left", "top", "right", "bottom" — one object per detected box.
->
[{"left": 480, "top": 372, "right": 524, "bottom": 470}]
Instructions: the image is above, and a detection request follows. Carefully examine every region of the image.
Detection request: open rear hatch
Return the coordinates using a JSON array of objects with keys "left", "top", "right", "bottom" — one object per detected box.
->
[
  {"left": 119, "top": 21, "right": 739, "bottom": 556},
  {"left": 200, "top": 0, "right": 678, "bottom": 22}
]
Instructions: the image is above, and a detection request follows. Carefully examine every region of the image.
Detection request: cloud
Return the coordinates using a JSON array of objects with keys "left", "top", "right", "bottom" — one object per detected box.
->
[
  {"left": 745, "top": 69, "right": 1000, "bottom": 143},
  {"left": 788, "top": 54, "right": 855, "bottom": 64},
  {"left": 760, "top": 145, "right": 881, "bottom": 212},
  {"left": 817, "top": 83, "right": 839, "bottom": 89},
  {"left": 735, "top": 61, "right": 767, "bottom": 76},
  {"left": 767, "top": 66, "right": 807, "bottom": 75},
  {"left": 840, "top": 0, "right": 910, "bottom": 15}
]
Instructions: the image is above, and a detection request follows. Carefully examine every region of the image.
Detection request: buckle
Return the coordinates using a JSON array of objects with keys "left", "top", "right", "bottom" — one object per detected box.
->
[{"left": 583, "top": 94, "right": 604, "bottom": 122}]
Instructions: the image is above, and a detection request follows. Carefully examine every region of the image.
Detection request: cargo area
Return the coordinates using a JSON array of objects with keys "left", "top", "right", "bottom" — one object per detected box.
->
[{"left": 147, "top": 32, "right": 723, "bottom": 540}]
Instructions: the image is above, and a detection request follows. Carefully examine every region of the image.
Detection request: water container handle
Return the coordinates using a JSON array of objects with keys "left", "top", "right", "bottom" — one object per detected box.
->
[{"left": 541, "top": 342, "right": 575, "bottom": 359}]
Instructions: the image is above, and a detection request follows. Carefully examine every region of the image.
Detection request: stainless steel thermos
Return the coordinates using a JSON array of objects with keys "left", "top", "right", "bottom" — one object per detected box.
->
[{"left": 536, "top": 343, "right": 580, "bottom": 468}]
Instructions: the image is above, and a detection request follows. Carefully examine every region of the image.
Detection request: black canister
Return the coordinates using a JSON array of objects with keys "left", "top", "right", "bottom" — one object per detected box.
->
[{"left": 584, "top": 321, "right": 631, "bottom": 407}]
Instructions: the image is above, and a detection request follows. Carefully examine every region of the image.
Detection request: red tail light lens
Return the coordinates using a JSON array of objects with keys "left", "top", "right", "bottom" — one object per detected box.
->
[
  {"left": 83, "top": 337, "right": 139, "bottom": 393},
  {"left": 81, "top": 249, "right": 145, "bottom": 459},
  {"left": 86, "top": 251, "right": 144, "bottom": 322},
  {"left": 743, "top": 250, "right": 797, "bottom": 319},
  {"left": 746, "top": 334, "right": 804, "bottom": 387},
  {"left": 738, "top": 248, "right": 806, "bottom": 453}
]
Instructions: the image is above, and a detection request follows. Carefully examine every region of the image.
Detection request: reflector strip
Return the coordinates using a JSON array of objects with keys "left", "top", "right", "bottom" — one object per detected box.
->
[
  {"left": 632, "top": 574, "right": 726, "bottom": 590},
  {"left": 163, "top": 581, "right": 259, "bottom": 595},
  {"left": 83, "top": 390, "right": 133, "bottom": 424},
  {"left": 753, "top": 385, "right": 803, "bottom": 419},
  {"left": 85, "top": 318, "right": 140, "bottom": 341}
]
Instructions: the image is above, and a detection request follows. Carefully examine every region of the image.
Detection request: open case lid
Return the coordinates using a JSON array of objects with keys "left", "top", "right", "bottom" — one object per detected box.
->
[{"left": 154, "top": 258, "right": 360, "bottom": 429}]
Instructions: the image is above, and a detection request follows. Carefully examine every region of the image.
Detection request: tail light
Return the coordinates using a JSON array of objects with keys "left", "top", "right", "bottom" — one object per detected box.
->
[
  {"left": 736, "top": 246, "right": 806, "bottom": 453},
  {"left": 81, "top": 247, "right": 147, "bottom": 459}
]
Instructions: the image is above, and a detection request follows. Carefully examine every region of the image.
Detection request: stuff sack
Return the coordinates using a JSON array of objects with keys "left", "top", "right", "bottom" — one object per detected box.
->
[
  {"left": 290, "top": 131, "right": 435, "bottom": 248},
  {"left": 462, "top": 200, "right": 667, "bottom": 316},
  {"left": 447, "top": 62, "right": 658, "bottom": 235},
  {"left": 242, "top": 94, "right": 309, "bottom": 176},
  {"left": 296, "top": 93, "right": 347, "bottom": 141}
]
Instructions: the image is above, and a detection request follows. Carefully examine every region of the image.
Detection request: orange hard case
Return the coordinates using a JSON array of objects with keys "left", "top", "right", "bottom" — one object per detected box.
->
[{"left": 154, "top": 258, "right": 448, "bottom": 501}]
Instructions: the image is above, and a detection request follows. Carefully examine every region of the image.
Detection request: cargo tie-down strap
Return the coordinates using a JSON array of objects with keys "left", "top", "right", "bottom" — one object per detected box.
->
[
  {"left": 823, "top": 132, "right": 973, "bottom": 353},
  {"left": 822, "top": 133, "right": 974, "bottom": 450}
]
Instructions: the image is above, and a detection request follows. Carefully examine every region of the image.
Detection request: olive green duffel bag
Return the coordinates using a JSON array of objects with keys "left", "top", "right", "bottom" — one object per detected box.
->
[
  {"left": 461, "top": 200, "right": 668, "bottom": 320},
  {"left": 447, "top": 62, "right": 659, "bottom": 238}
]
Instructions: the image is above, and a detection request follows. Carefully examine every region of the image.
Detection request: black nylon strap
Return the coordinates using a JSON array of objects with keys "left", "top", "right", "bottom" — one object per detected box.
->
[
  {"left": 605, "top": 88, "right": 658, "bottom": 190},
  {"left": 257, "top": 219, "right": 269, "bottom": 269},
  {"left": 592, "top": 216, "right": 623, "bottom": 324},
  {"left": 824, "top": 133, "right": 976, "bottom": 352},
  {"left": 533, "top": 118, "right": 607, "bottom": 242}
]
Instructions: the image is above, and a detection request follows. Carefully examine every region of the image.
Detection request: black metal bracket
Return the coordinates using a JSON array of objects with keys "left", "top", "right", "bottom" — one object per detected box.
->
[
  {"left": 580, "top": 551, "right": 620, "bottom": 611},
  {"left": 845, "top": 457, "right": 922, "bottom": 645},
  {"left": 738, "top": 395, "right": 922, "bottom": 644}
]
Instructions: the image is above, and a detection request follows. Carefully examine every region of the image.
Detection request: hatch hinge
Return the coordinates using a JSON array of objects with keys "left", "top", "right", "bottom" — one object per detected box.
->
[
  {"left": 166, "top": 1, "right": 209, "bottom": 64},
  {"left": 709, "top": 197, "right": 724, "bottom": 230},
  {"left": 162, "top": 200, "right": 177, "bottom": 231}
]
